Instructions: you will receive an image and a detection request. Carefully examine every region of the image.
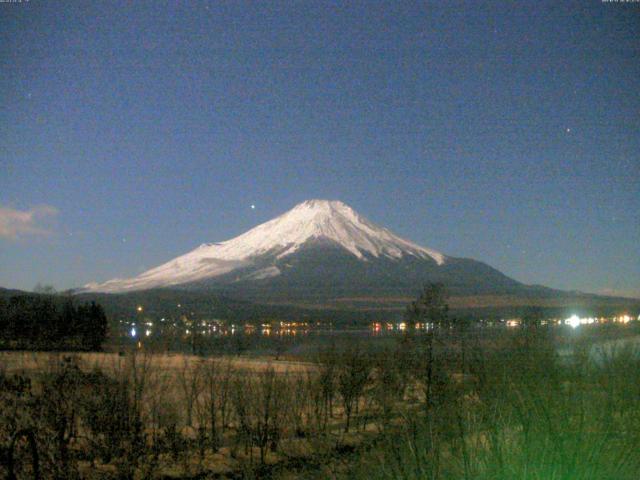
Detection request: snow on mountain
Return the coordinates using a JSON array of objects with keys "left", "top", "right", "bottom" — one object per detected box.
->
[{"left": 84, "top": 200, "right": 445, "bottom": 293}]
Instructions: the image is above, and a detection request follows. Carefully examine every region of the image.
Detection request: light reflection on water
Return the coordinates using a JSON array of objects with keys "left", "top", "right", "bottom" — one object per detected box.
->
[{"left": 120, "top": 313, "right": 638, "bottom": 341}]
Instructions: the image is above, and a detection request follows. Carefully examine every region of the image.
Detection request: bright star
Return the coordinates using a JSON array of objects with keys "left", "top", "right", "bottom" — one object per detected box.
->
[{"left": 251, "top": 204, "right": 256, "bottom": 210}]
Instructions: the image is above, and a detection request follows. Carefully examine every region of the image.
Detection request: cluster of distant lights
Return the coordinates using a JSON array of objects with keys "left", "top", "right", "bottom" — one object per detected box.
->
[
  {"left": 128, "top": 305, "right": 315, "bottom": 338},
  {"left": 375, "top": 316, "right": 639, "bottom": 332},
  {"left": 563, "top": 314, "right": 635, "bottom": 329},
  {"left": 372, "top": 322, "right": 433, "bottom": 332},
  {"left": 129, "top": 326, "right": 152, "bottom": 338},
  {"left": 503, "top": 314, "right": 637, "bottom": 329},
  {"left": 127, "top": 304, "right": 638, "bottom": 339}
]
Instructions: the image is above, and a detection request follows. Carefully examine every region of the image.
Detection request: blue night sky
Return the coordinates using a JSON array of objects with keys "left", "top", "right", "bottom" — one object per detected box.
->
[{"left": 1, "top": 1, "right": 639, "bottom": 297}]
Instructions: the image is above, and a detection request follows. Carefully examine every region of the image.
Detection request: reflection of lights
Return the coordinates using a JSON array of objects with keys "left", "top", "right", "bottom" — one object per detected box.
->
[
  {"left": 506, "top": 319, "right": 520, "bottom": 328},
  {"left": 136, "top": 306, "right": 143, "bottom": 313},
  {"left": 398, "top": 322, "right": 406, "bottom": 331},
  {"left": 130, "top": 327, "right": 137, "bottom": 337},
  {"left": 145, "top": 329, "right": 151, "bottom": 337}
]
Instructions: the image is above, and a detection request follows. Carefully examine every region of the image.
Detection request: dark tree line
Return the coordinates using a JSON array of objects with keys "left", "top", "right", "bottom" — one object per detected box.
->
[{"left": 0, "top": 295, "right": 108, "bottom": 350}]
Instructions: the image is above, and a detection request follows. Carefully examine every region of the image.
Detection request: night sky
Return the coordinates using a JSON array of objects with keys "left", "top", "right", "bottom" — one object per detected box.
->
[{"left": 1, "top": 1, "right": 638, "bottom": 297}]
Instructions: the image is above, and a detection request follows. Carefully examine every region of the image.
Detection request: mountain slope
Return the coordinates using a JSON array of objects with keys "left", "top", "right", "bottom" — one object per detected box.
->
[
  {"left": 84, "top": 199, "right": 563, "bottom": 303},
  {"left": 186, "top": 239, "right": 526, "bottom": 301},
  {"left": 85, "top": 200, "right": 446, "bottom": 294}
]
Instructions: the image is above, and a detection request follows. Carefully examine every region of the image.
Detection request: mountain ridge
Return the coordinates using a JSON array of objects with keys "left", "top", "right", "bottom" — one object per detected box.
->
[
  {"left": 81, "top": 200, "right": 623, "bottom": 308},
  {"left": 84, "top": 200, "right": 446, "bottom": 293}
]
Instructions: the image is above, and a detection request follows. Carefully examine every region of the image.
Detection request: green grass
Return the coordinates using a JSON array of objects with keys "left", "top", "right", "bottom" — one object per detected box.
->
[{"left": 348, "top": 335, "right": 640, "bottom": 480}]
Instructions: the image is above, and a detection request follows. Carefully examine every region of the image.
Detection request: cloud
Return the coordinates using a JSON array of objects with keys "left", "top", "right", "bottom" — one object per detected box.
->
[{"left": 0, "top": 205, "right": 59, "bottom": 239}]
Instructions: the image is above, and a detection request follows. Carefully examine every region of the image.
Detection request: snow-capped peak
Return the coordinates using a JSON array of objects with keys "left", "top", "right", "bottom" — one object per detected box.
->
[
  {"left": 235, "top": 199, "right": 445, "bottom": 261},
  {"left": 84, "top": 200, "right": 445, "bottom": 292}
]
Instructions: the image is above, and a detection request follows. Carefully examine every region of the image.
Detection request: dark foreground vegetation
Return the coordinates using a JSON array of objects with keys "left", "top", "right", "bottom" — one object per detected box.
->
[
  {"left": 1, "top": 285, "right": 639, "bottom": 479},
  {"left": 0, "top": 294, "right": 107, "bottom": 351}
]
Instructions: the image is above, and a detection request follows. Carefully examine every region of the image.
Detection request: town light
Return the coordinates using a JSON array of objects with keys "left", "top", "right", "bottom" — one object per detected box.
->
[{"left": 565, "top": 315, "right": 580, "bottom": 329}]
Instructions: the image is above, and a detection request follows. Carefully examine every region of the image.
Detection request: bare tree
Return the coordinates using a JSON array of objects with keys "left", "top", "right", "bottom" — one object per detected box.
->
[
  {"left": 39, "top": 356, "right": 84, "bottom": 479},
  {"left": 176, "top": 356, "right": 203, "bottom": 428},
  {"left": 251, "top": 367, "right": 288, "bottom": 463},
  {"left": 371, "top": 347, "right": 410, "bottom": 431},
  {"left": 337, "top": 345, "right": 371, "bottom": 433},
  {"left": 288, "top": 373, "right": 311, "bottom": 438},
  {"left": 196, "top": 358, "right": 234, "bottom": 452},
  {"left": 112, "top": 351, "right": 153, "bottom": 479},
  {"left": 229, "top": 374, "right": 252, "bottom": 459},
  {"left": 229, "top": 366, "right": 289, "bottom": 464},
  {"left": 405, "top": 283, "right": 450, "bottom": 413},
  {"left": 317, "top": 346, "right": 339, "bottom": 431}
]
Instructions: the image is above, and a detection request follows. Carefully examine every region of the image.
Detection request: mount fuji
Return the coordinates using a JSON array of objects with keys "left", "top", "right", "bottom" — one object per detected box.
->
[{"left": 83, "top": 200, "right": 538, "bottom": 303}]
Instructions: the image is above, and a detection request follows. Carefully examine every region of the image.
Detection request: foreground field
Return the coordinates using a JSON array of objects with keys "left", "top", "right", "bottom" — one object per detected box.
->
[
  {"left": 2, "top": 325, "right": 640, "bottom": 479},
  {"left": 0, "top": 351, "right": 314, "bottom": 375}
]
